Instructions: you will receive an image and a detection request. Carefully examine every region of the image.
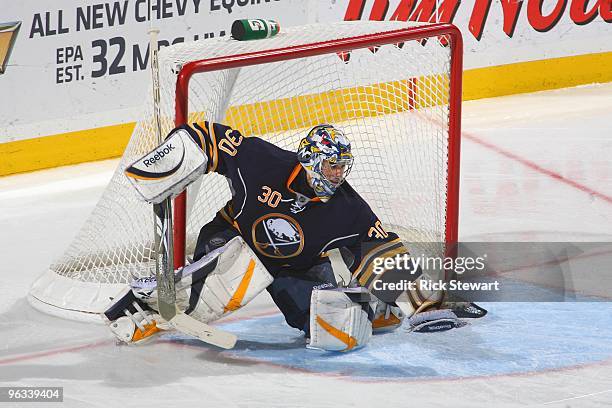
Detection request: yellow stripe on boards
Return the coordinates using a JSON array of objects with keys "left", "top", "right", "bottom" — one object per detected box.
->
[
  {"left": 0, "top": 122, "right": 135, "bottom": 176},
  {"left": 1, "top": 52, "right": 610, "bottom": 176},
  {"left": 463, "top": 51, "right": 612, "bottom": 100},
  {"left": 224, "top": 79, "right": 420, "bottom": 137}
]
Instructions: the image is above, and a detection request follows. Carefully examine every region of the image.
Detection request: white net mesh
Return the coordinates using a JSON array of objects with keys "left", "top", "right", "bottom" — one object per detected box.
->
[{"left": 29, "top": 21, "right": 458, "bottom": 318}]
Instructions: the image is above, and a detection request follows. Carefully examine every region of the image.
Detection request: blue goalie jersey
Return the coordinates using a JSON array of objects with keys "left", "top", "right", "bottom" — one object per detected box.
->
[{"left": 183, "top": 121, "right": 405, "bottom": 287}]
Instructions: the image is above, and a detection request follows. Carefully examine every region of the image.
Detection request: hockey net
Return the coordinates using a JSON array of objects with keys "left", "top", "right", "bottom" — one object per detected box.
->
[{"left": 29, "top": 21, "right": 462, "bottom": 321}]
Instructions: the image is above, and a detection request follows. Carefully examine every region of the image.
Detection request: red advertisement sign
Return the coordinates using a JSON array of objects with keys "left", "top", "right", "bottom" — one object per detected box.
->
[{"left": 344, "top": 0, "right": 611, "bottom": 40}]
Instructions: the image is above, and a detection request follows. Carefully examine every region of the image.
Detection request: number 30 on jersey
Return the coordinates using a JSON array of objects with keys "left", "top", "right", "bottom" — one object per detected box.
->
[
  {"left": 218, "top": 130, "right": 243, "bottom": 156},
  {"left": 258, "top": 186, "right": 282, "bottom": 208}
]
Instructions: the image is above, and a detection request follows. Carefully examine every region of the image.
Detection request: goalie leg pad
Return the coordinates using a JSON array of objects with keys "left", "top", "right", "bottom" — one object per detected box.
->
[
  {"left": 266, "top": 260, "right": 337, "bottom": 333},
  {"left": 308, "top": 287, "right": 373, "bottom": 352},
  {"left": 107, "top": 235, "right": 268, "bottom": 343},
  {"left": 179, "top": 236, "right": 273, "bottom": 323},
  {"left": 129, "top": 237, "right": 272, "bottom": 323}
]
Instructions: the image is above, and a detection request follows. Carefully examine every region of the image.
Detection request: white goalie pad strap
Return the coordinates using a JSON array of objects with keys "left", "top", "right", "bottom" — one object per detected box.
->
[
  {"left": 185, "top": 237, "right": 273, "bottom": 323},
  {"left": 102, "top": 286, "right": 171, "bottom": 344},
  {"left": 124, "top": 127, "right": 208, "bottom": 204},
  {"left": 372, "top": 298, "right": 405, "bottom": 333},
  {"left": 308, "top": 288, "right": 372, "bottom": 352}
]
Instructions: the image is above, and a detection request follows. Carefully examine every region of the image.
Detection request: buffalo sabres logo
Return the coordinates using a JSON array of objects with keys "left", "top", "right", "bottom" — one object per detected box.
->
[{"left": 251, "top": 213, "right": 304, "bottom": 258}]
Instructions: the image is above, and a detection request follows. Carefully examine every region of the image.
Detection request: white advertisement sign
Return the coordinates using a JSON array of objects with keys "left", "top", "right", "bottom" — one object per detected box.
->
[
  {"left": 0, "top": 0, "right": 610, "bottom": 145},
  {"left": 0, "top": 0, "right": 310, "bottom": 142}
]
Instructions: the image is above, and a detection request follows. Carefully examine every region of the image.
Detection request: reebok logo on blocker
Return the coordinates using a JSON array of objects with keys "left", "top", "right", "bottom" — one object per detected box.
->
[{"left": 143, "top": 144, "right": 175, "bottom": 167}]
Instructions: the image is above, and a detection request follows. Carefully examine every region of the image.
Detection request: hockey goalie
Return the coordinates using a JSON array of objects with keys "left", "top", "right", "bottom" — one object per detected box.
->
[{"left": 104, "top": 122, "right": 485, "bottom": 351}]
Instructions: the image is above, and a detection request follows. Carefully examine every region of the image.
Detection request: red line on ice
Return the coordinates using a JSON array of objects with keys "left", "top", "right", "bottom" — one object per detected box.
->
[
  {"left": 463, "top": 131, "right": 612, "bottom": 205},
  {"left": 0, "top": 308, "right": 279, "bottom": 365},
  {"left": 0, "top": 339, "right": 112, "bottom": 365}
]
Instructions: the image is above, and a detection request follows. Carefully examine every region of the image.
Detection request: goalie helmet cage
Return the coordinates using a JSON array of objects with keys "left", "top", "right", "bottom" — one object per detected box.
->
[{"left": 29, "top": 21, "right": 462, "bottom": 322}]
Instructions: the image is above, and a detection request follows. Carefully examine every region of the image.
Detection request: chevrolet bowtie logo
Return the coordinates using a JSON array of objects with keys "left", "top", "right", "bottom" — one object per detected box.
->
[{"left": 0, "top": 21, "right": 21, "bottom": 74}]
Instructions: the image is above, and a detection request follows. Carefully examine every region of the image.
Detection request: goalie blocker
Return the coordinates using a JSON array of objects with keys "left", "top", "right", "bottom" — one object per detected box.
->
[{"left": 124, "top": 127, "right": 208, "bottom": 204}]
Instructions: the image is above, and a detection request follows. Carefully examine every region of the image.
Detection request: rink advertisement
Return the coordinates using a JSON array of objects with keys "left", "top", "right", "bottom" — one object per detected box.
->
[
  {"left": 31, "top": 2, "right": 229, "bottom": 85},
  {"left": 325, "top": 0, "right": 612, "bottom": 100},
  {"left": 0, "top": 1, "right": 305, "bottom": 145},
  {"left": 0, "top": 0, "right": 611, "bottom": 175}
]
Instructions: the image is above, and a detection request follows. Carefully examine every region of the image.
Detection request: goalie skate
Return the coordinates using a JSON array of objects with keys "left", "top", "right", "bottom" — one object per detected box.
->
[
  {"left": 104, "top": 288, "right": 169, "bottom": 344},
  {"left": 372, "top": 302, "right": 405, "bottom": 333}
]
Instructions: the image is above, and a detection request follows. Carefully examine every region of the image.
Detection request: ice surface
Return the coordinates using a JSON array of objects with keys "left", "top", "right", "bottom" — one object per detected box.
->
[{"left": 1, "top": 84, "right": 612, "bottom": 407}]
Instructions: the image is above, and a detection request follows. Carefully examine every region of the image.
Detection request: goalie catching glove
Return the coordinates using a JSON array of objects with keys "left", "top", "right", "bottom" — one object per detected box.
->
[
  {"left": 124, "top": 126, "right": 208, "bottom": 204},
  {"left": 103, "top": 237, "right": 273, "bottom": 343}
]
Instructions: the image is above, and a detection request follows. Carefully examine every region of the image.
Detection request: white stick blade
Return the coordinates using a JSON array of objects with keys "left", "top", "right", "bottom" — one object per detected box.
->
[{"left": 170, "top": 313, "right": 237, "bottom": 349}]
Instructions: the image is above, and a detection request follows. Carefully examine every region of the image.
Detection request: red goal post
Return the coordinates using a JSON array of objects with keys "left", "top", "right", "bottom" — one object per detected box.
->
[{"left": 172, "top": 22, "right": 463, "bottom": 269}]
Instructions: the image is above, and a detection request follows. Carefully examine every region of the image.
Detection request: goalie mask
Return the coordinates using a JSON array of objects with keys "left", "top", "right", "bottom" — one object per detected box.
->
[{"left": 297, "top": 124, "right": 354, "bottom": 202}]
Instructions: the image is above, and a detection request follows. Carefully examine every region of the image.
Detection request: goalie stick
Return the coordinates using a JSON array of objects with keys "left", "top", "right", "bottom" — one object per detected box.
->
[
  {"left": 149, "top": 28, "right": 176, "bottom": 322},
  {"left": 148, "top": 29, "right": 236, "bottom": 349}
]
